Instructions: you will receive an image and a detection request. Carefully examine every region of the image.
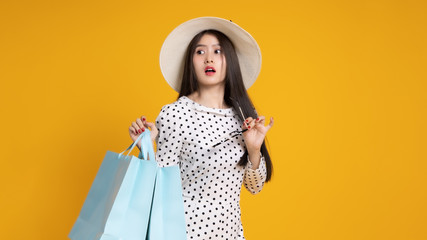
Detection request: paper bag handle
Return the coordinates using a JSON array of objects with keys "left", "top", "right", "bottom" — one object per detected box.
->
[{"left": 119, "top": 129, "right": 155, "bottom": 161}]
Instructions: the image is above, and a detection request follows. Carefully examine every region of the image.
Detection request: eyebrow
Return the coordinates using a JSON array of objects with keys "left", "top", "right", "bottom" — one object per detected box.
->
[{"left": 195, "top": 43, "right": 221, "bottom": 47}]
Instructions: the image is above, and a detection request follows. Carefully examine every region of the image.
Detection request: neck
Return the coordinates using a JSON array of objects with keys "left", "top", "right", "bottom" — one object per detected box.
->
[{"left": 188, "top": 84, "right": 228, "bottom": 109}]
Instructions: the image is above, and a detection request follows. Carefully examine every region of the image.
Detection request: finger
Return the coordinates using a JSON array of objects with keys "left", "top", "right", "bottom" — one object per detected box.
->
[
  {"left": 141, "top": 115, "right": 147, "bottom": 123},
  {"left": 132, "top": 122, "right": 144, "bottom": 134},
  {"left": 255, "top": 116, "right": 266, "bottom": 125},
  {"left": 265, "top": 117, "right": 274, "bottom": 131},
  {"left": 129, "top": 126, "right": 137, "bottom": 135},
  {"left": 136, "top": 118, "right": 145, "bottom": 129},
  {"left": 131, "top": 122, "right": 139, "bottom": 134},
  {"left": 247, "top": 118, "right": 256, "bottom": 130},
  {"left": 136, "top": 118, "right": 145, "bottom": 133},
  {"left": 242, "top": 117, "right": 254, "bottom": 130}
]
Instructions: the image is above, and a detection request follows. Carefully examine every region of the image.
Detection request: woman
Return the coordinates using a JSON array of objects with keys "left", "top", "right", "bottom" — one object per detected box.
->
[{"left": 129, "top": 17, "right": 273, "bottom": 240}]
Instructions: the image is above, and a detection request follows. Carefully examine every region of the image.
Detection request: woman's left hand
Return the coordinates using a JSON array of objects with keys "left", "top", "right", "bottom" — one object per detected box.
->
[{"left": 242, "top": 116, "right": 274, "bottom": 154}]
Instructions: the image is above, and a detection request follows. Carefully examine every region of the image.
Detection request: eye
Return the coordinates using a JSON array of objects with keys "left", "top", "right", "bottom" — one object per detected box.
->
[
  {"left": 214, "top": 49, "right": 222, "bottom": 54},
  {"left": 196, "top": 50, "right": 205, "bottom": 55}
]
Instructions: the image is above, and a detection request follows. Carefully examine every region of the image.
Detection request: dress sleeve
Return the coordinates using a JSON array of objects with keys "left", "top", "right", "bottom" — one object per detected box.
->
[
  {"left": 155, "top": 104, "right": 183, "bottom": 167},
  {"left": 243, "top": 154, "right": 267, "bottom": 194}
]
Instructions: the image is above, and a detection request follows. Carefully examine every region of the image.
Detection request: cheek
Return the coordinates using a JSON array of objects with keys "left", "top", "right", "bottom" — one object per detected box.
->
[
  {"left": 192, "top": 55, "right": 198, "bottom": 65},
  {"left": 192, "top": 56, "right": 202, "bottom": 68}
]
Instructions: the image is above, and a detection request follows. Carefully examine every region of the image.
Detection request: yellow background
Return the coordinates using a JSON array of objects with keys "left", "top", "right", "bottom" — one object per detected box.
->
[{"left": 1, "top": 0, "right": 426, "bottom": 239}]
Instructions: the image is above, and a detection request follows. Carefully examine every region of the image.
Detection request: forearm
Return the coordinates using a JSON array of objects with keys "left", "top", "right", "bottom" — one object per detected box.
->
[{"left": 248, "top": 149, "right": 261, "bottom": 170}]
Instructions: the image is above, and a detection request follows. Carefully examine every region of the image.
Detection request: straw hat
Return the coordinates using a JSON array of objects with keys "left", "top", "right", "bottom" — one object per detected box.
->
[{"left": 159, "top": 17, "right": 262, "bottom": 92}]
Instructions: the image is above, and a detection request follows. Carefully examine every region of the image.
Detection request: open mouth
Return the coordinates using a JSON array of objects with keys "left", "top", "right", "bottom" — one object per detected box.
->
[{"left": 204, "top": 66, "right": 216, "bottom": 73}]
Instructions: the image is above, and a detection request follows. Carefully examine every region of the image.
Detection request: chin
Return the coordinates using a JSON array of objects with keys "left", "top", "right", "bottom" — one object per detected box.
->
[{"left": 198, "top": 80, "right": 225, "bottom": 88}]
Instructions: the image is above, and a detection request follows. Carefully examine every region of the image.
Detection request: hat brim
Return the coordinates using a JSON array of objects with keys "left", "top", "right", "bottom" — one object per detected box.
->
[{"left": 159, "top": 17, "right": 262, "bottom": 92}]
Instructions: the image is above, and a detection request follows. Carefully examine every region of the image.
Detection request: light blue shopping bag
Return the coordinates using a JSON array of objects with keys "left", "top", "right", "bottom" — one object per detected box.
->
[{"left": 69, "top": 130, "right": 187, "bottom": 240}]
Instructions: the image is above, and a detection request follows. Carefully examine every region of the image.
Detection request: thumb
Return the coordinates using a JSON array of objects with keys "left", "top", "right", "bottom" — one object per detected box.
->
[{"left": 144, "top": 121, "right": 157, "bottom": 131}]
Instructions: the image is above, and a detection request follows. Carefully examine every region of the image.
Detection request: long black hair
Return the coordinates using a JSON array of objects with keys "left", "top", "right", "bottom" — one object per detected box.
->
[{"left": 178, "top": 29, "right": 273, "bottom": 182}]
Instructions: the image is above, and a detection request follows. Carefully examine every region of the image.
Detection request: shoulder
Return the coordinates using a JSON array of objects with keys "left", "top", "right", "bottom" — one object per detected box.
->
[
  {"left": 158, "top": 97, "right": 189, "bottom": 116},
  {"left": 156, "top": 96, "right": 192, "bottom": 124}
]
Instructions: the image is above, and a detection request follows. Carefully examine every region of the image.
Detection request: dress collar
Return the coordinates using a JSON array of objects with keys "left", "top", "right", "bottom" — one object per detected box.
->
[{"left": 178, "top": 96, "right": 235, "bottom": 117}]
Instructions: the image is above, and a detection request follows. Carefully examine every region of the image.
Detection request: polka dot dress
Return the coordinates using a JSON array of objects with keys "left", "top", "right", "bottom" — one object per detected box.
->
[{"left": 155, "top": 96, "right": 267, "bottom": 240}]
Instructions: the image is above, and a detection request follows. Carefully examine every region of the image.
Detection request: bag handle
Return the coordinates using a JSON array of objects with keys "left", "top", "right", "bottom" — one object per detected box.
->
[
  {"left": 138, "top": 129, "right": 155, "bottom": 161},
  {"left": 119, "top": 129, "right": 155, "bottom": 161}
]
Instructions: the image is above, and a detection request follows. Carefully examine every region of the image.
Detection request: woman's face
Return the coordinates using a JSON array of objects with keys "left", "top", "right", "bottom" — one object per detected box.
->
[{"left": 192, "top": 34, "right": 227, "bottom": 89}]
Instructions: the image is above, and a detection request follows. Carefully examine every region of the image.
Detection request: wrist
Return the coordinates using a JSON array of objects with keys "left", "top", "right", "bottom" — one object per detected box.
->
[
  {"left": 248, "top": 150, "right": 261, "bottom": 170},
  {"left": 248, "top": 149, "right": 261, "bottom": 157}
]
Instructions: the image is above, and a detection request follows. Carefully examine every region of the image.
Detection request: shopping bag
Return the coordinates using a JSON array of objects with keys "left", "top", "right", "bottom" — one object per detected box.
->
[
  {"left": 147, "top": 160, "right": 188, "bottom": 240},
  {"left": 69, "top": 129, "right": 186, "bottom": 240}
]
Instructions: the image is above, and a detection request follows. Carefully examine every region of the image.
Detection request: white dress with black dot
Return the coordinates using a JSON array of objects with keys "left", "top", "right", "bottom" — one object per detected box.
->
[{"left": 155, "top": 96, "right": 267, "bottom": 240}]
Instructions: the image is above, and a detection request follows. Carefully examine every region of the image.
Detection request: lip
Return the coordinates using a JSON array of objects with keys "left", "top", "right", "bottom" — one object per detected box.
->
[{"left": 204, "top": 66, "right": 216, "bottom": 76}]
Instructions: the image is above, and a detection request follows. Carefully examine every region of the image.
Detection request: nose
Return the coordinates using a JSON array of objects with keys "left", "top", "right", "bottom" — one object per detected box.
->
[{"left": 204, "top": 52, "right": 214, "bottom": 64}]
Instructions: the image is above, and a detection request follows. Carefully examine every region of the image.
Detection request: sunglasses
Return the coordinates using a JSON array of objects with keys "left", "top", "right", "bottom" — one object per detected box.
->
[{"left": 212, "top": 98, "right": 249, "bottom": 147}]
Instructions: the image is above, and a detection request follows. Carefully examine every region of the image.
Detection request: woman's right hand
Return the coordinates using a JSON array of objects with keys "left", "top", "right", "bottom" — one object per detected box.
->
[{"left": 129, "top": 116, "right": 158, "bottom": 149}]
